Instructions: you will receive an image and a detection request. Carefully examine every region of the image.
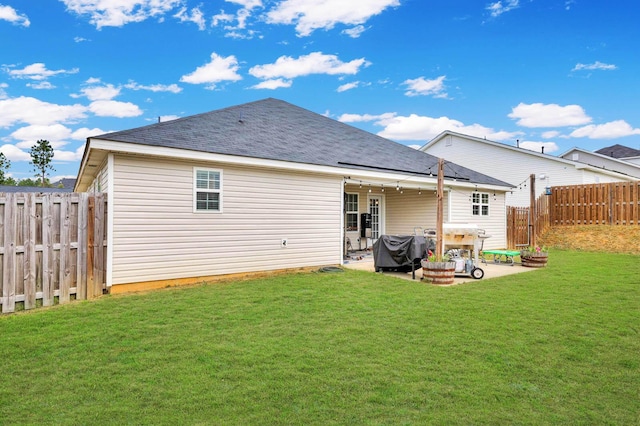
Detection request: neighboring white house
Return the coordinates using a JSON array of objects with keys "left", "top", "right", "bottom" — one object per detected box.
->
[
  {"left": 75, "top": 99, "right": 513, "bottom": 293},
  {"left": 559, "top": 147, "right": 640, "bottom": 179},
  {"left": 421, "top": 131, "right": 638, "bottom": 207}
]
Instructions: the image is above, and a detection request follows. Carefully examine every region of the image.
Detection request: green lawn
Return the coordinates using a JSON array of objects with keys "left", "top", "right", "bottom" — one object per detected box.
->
[{"left": 1, "top": 250, "right": 639, "bottom": 425}]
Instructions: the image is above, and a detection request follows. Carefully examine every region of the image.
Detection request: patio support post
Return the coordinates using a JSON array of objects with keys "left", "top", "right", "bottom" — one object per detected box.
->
[
  {"left": 529, "top": 173, "right": 536, "bottom": 248},
  {"left": 436, "top": 158, "right": 444, "bottom": 258}
]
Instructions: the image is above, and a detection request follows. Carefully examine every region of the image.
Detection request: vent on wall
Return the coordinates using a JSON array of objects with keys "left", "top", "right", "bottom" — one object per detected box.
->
[
  {"left": 572, "top": 153, "right": 579, "bottom": 161},
  {"left": 445, "top": 136, "right": 453, "bottom": 147}
]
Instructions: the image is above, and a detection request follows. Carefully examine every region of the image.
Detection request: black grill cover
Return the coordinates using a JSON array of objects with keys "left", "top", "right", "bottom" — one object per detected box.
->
[{"left": 373, "top": 235, "right": 427, "bottom": 271}]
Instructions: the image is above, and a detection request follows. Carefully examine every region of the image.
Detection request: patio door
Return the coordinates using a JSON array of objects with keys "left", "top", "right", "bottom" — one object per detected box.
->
[{"left": 368, "top": 195, "right": 384, "bottom": 244}]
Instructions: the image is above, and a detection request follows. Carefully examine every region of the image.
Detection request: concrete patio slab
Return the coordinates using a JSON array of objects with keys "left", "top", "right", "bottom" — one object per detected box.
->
[{"left": 342, "top": 253, "right": 537, "bottom": 285}]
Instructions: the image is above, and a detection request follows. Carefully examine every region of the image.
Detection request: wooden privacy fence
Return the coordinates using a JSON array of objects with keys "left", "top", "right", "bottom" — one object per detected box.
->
[
  {"left": 507, "top": 182, "right": 640, "bottom": 249},
  {"left": 550, "top": 182, "right": 640, "bottom": 225},
  {"left": 506, "top": 206, "right": 529, "bottom": 250},
  {"left": 0, "top": 192, "right": 107, "bottom": 314}
]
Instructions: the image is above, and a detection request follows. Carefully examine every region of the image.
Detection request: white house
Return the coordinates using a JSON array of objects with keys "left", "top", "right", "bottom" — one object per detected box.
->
[
  {"left": 560, "top": 147, "right": 640, "bottom": 178},
  {"left": 421, "top": 131, "right": 638, "bottom": 207},
  {"left": 75, "top": 99, "right": 513, "bottom": 293}
]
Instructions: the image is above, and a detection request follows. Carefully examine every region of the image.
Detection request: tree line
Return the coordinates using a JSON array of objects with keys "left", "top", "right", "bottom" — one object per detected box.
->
[{"left": 0, "top": 139, "right": 57, "bottom": 188}]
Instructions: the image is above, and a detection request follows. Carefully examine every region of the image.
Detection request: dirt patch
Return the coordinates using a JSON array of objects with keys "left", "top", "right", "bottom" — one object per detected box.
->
[{"left": 538, "top": 226, "right": 640, "bottom": 254}]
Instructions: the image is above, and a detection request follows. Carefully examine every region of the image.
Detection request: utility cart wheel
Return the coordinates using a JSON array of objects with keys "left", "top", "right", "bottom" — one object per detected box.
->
[{"left": 471, "top": 267, "right": 484, "bottom": 279}]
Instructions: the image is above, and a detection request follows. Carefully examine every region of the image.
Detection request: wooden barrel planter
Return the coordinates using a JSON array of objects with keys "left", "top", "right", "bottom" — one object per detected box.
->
[
  {"left": 520, "top": 252, "right": 548, "bottom": 268},
  {"left": 421, "top": 260, "right": 456, "bottom": 285}
]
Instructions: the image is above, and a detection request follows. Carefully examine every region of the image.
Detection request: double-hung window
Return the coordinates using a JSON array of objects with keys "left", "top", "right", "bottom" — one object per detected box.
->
[
  {"left": 194, "top": 168, "right": 222, "bottom": 212},
  {"left": 345, "top": 193, "right": 358, "bottom": 231},
  {"left": 472, "top": 192, "right": 489, "bottom": 216}
]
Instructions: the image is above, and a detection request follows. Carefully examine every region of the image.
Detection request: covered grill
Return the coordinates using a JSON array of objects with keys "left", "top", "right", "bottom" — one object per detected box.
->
[{"left": 373, "top": 235, "right": 427, "bottom": 279}]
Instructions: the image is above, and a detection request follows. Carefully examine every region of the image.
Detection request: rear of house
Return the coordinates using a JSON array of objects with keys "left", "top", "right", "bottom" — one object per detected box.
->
[{"left": 76, "top": 99, "right": 513, "bottom": 293}]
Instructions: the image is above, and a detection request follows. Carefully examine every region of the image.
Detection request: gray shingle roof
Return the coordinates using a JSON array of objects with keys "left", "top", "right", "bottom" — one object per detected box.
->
[
  {"left": 596, "top": 144, "right": 640, "bottom": 158},
  {"left": 95, "top": 98, "right": 512, "bottom": 187},
  {"left": 0, "top": 185, "right": 72, "bottom": 193}
]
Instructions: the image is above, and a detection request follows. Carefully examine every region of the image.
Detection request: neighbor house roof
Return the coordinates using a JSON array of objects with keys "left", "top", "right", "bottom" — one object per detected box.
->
[
  {"left": 52, "top": 178, "right": 76, "bottom": 190},
  {"left": 595, "top": 144, "right": 640, "bottom": 159},
  {"left": 80, "top": 98, "right": 512, "bottom": 189},
  {"left": 0, "top": 185, "right": 72, "bottom": 193}
]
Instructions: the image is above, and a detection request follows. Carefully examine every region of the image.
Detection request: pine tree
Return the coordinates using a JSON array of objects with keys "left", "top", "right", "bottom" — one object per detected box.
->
[
  {"left": 0, "top": 152, "right": 10, "bottom": 184},
  {"left": 30, "top": 139, "right": 55, "bottom": 188}
]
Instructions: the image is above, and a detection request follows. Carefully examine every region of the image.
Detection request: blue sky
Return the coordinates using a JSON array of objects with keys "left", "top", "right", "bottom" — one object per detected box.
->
[{"left": 1, "top": 0, "right": 639, "bottom": 182}]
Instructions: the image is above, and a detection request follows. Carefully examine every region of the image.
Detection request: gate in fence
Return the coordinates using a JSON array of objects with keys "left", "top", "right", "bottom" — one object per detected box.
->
[{"left": 0, "top": 192, "right": 107, "bottom": 313}]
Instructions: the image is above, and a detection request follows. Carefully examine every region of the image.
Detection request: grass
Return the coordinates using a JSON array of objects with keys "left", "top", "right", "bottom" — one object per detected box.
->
[{"left": 1, "top": 250, "right": 639, "bottom": 425}]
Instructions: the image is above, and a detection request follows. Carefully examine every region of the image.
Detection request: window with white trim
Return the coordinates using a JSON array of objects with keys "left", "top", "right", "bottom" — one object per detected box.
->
[
  {"left": 345, "top": 193, "right": 358, "bottom": 231},
  {"left": 194, "top": 168, "right": 222, "bottom": 212},
  {"left": 472, "top": 192, "right": 489, "bottom": 216}
]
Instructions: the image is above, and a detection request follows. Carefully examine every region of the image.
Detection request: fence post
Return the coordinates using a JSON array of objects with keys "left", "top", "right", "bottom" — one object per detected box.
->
[
  {"left": 87, "top": 196, "right": 96, "bottom": 299},
  {"left": 2, "top": 193, "right": 16, "bottom": 313},
  {"left": 529, "top": 174, "right": 536, "bottom": 248},
  {"left": 93, "top": 193, "right": 105, "bottom": 297},
  {"left": 23, "top": 193, "right": 37, "bottom": 310},
  {"left": 58, "top": 196, "right": 71, "bottom": 304},
  {"left": 41, "top": 195, "right": 54, "bottom": 306},
  {"left": 76, "top": 194, "right": 88, "bottom": 300}
]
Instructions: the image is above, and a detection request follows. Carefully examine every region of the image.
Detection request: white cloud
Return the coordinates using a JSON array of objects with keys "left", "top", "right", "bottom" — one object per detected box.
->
[
  {"left": 125, "top": 81, "right": 182, "bottom": 93},
  {"left": 226, "top": 0, "right": 263, "bottom": 8},
  {"left": 89, "top": 100, "right": 142, "bottom": 117},
  {"left": 11, "top": 124, "right": 73, "bottom": 148},
  {"left": 0, "top": 82, "right": 7, "bottom": 99},
  {"left": 72, "top": 127, "right": 107, "bottom": 140},
  {"left": 53, "top": 144, "right": 86, "bottom": 162},
  {"left": 0, "top": 96, "right": 87, "bottom": 127},
  {"left": 180, "top": 53, "right": 242, "bottom": 88},
  {"left": 486, "top": 0, "right": 519, "bottom": 18},
  {"left": 27, "top": 81, "right": 56, "bottom": 90},
  {"left": 210, "top": 1, "right": 262, "bottom": 38},
  {"left": 159, "top": 115, "right": 180, "bottom": 122},
  {"left": 249, "top": 52, "right": 369, "bottom": 80},
  {"left": 569, "top": 120, "right": 640, "bottom": 139},
  {"left": 402, "top": 76, "right": 447, "bottom": 98},
  {"left": 0, "top": 4, "right": 30, "bottom": 27},
  {"left": 174, "top": 6, "right": 206, "bottom": 30},
  {"left": 250, "top": 78, "right": 292, "bottom": 90},
  {"left": 0, "top": 143, "right": 31, "bottom": 161},
  {"left": 342, "top": 25, "right": 367, "bottom": 38},
  {"left": 337, "top": 81, "right": 359, "bottom": 92},
  {"left": 75, "top": 83, "right": 121, "bottom": 101},
  {"left": 60, "top": 0, "right": 182, "bottom": 29},
  {"left": 572, "top": 61, "right": 617, "bottom": 72},
  {"left": 74, "top": 36, "right": 90, "bottom": 42},
  {"left": 378, "top": 114, "right": 508, "bottom": 141},
  {"left": 4, "top": 63, "right": 79, "bottom": 81},
  {"left": 341, "top": 111, "right": 519, "bottom": 142},
  {"left": 338, "top": 112, "right": 396, "bottom": 123},
  {"left": 541, "top": 130, "right": 561, "bottom": 139},
  {"left": 508, "top": 102, "right": 592, "bottom": 127},
  {"left": 519, "top": 141, "right": 559, "bottom": 153},
  {"left": 266, "top": 0, "right": 400, "bottom": 36},
  {"left": 212, "top": 11, "right": 235, "bottom": 26}
]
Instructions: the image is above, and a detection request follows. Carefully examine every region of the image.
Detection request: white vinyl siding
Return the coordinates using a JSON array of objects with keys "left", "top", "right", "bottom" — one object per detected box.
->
[
  {"left": 85, "top": 161, "right": 109, "bottom": 193},
  {"left": 110, "top": 155, "right": 342, "bottom": 285},
  {"left": 384, "top": 189, "right": 442, "bottom": 235},
  {"left": 448, "top": 189, "right": 506, "bottom": 250},
  {"left": 384, "top": 189, "right": 505, "bottom": 249},
  {"left": 560, "top": 150, "right": 640, "bottom": 179}
]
